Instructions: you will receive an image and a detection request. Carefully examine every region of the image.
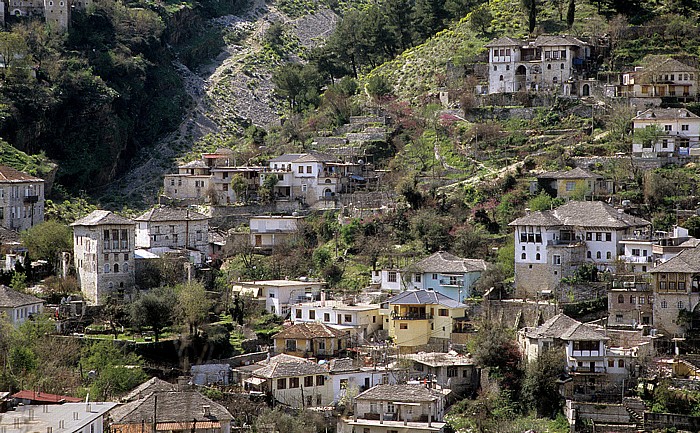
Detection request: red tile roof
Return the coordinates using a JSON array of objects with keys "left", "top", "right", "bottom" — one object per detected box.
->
[
  {"left": 11, "top": 390, "right": 82, "bottom": 403},
  {"left": 0, "top": 165, "right": 43, "bottom": 182}
]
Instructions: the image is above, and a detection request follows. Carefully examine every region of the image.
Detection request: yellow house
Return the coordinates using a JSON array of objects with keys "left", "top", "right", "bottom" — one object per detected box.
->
[
  {"left": 380, "top": 289, "right": 467, "bottom": 353},
  {"left": 273, "top": 322, "right": 350, "bottom": 358}
]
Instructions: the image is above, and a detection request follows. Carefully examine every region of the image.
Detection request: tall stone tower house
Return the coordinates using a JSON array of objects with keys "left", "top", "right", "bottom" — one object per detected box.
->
[
  {"left": 71, "top": 210, "right": 135, "bottom": 305},
  {"left": 3, "top": 0, "right": 92, "bottom": 29}
]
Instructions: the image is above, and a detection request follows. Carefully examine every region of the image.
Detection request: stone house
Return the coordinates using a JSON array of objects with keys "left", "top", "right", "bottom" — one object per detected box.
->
[
  {"left": 401, "top": 251, "right": 488, "bottom": 302},
  {"left": 380, "top": 289, "right": 468, "bottom": 353},
  {"left": 649, "top": 245, "right": 700, "bottom": 336},
  {"left": 401, "top": 351, "right": 480, "bottom": 397},
  {"left": 337, "top": 384, "right": 448, "bottom": 433},
  {"left": 608, "top": 279, "right": 653, "bottom": 327},
  {"left": 134, "top": 206, "right": 209, "bottom": 265},
  {"left": 535, "top": 167, "right": 609, "bottom": 199},
  {"left": 509, "top": 201, "right": 650, "bottom": 298},
  {"left": 5, "top": 0, "right": 84, "bottom": 29},
  {"left": 272, "top": 322, "right": 350, "bottom": 358},
  {"left": 240, "top": 353, "right": 334, "bottom": 408},
  {"left": 250, "top": 215, "right": 303, "bottom": 249},
  {"left": 620, "top": 56, "right": 697, "bottom": 100},
  {"left": 0, "top": 165, "right": 45, "bottom": 233},
  {"left": 631, "top": 108, "right": 700, "bottom": 158},
  {"left": 327, "top": 358, "right": 398, "bottom": 404},
  {"left": 232, "top": 279, "right": 324, "bottom": 316},
  {"left": 0, "top": 284, "right": 44, "bottom": 325},
  {"left": 71, "top": 210, "right": 136, "bottom": 305},
  {"left": 486, "top": 35, "right": 593, "bottom": 96},
  {"left": 291, "top": 298, "right": 382, "bottom": 341}
]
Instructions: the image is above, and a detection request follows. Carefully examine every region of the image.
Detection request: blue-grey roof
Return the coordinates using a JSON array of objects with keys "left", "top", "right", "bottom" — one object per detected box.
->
[{"left": 386, "top": 290, "right": 465, "bottom": 308}]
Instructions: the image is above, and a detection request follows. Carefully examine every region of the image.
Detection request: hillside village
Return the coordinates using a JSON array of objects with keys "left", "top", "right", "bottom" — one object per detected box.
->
[{"left": 4, "top": 0, "right": 700, "bottom": 430}]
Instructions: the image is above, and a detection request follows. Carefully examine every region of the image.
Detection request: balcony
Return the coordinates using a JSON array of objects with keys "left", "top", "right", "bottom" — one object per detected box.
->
[
  {"left": 23, "top": 195, "right": 39, "bottom": 204},
  {"left": 571, "top": 350, "right": 603, "bottom": 358},
  {"left": 439, "top": 278, "right": 463, "bottom": 287},
  {"left": 569, "top": 365, "right": 606, "bottom": 374},
  {"left": 392, "top": 314, "right": 433, "bottom": 320},
  {"left": 619, "top": 255, "right": 653, "bottom": 264}
]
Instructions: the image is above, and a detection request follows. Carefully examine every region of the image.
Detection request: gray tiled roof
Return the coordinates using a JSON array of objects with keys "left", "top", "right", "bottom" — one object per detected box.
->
[
  {"left": 560, "top": 322, "right": 609, "bottom": 341},
  {"left": 0, "top": 285, "right": 44, "bottom": 308},
  {"left": 109, "top": 391, "right": 232, "bottom": 423},
  {"left": 179, "top": 160, "right": 209, "bottom": 169},
  {"left": 649, "top": 245, "right": 700, "bottom": 273},
  {"left": 273, "top": 322, "right": 349, "bottom": 340},
  {"left": 524, "top": 313, "right": 580, "bottom": 339},
  {"left": 71, "top": 210, "right": 135, "bottom": 227},
  {"left": 485, "top": 36, "right": 522, "bottom": 47},
  {"left": 0, "top": 165, "right": 43, "bottom": 182},
  {"left": 410, "top": 251, "right": 487, "bottom": 274},
  {"left": 0, "top": 227, "right": 21, "bottom": 244},
  {"left": 639, "top": 56, "right": 697, "bottom": 73},
  {"left": 509, "top": 201, "right": 650, "bottom": 228},
  {"left": 253, "top": 354, "right": 327, "bottom": 378},
  {"left": 534, "top": 34, "right": 587, "bottom": 47},
  {"left": 402, "top": 352, "right": 475, "bottom": 367},
  {"left": 134, "top": 206, "right": 209, "bottom": 222},
  {"left": 268, "top": 154, "right": 305, "bottom": 163},
  {"left": 537, "top": 167, "right": 602, "bottom": 180},
  {"left": 356, "top": 384, "right": 444, "bottom": 403},
  {"left": 329, "top": 358, "right": 358, "bottom": 373},
  {"left": 633, "top": 108, "right": 699, "bottom": 121},
  {"left": 121, "top": 377, "right": 176, "bottom": 402},
  {"left": 386, "top": 290, "right": 465, "bottom": 308}
]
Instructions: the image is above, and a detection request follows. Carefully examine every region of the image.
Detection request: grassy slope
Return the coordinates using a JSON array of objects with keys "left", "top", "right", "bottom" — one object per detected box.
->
[{"left": 0, "top": 140, "right": 55, "bottom": 178}]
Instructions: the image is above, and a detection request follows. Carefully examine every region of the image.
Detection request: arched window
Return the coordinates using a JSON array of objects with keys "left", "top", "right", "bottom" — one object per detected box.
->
[
  {"left": 547, "top": 64, "right": 552, "bottom": 70},
  {"left": 607, "top": 252, "right": 612, "bottom": 259},
  {"left": 506, "top": 65, "right": 510, "bottom": 71},
  {"left": 104, "top": 264, "right": 110, "bottom": 273},
  {"left": 123, "top": 263, "right": 129, "bottom": 273},
  {"left": 596, "top": 251, "right": 601, "bottom": 259},
  {"left": 108, "top": 282, "right": 113, "bottom": 290},
  {"left": 499, "top": 75, "right": 504, "bottom": 81},
  {"left": 618, "top": 359, "right": 625, "bottom": 368},
  {"left": 494, "top": 65, "right": 497, "bottom": 71},
  {"left": 536, "top": 253, "right": 541, "bottom": 261},
  {"left": 560, "top": 63, "right": 564, "bottom": 69},
  {"left": 587, "top": 251, "right": 591, "bottom": 259},
  {"left": 521, "top": 253, "right": 526, "bottom": 260},
  {"left": 114, "top": 263, "right": 119, "bottom": 273},
  {"left": 618, "top": 294, "right": 624, "bottom": 304}
]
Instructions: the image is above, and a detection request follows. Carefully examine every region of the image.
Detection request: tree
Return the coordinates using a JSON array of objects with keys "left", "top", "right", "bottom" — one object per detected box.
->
[
  {"left": 0, "top": 32, "right": 28, "bottom": 75},
  {"left": 21, "top": 221, "right": 73, "bottom": 273},
  {"left": 412, "top": 0, "right": 448, "bottom": 41},
  {"left": 102, "top": 296, "right": 127, "bottom": 339},
  {"left": 566, "top": 0, "right": 575, "bottom": 28},
  {"left": 522, "top": 0, "right": 537, "bottom": 33},
  {"left": 81, "top": 340, "right": 147, "bottom": 400},
  {"left": 230, "top": 174, "right": 248, "bottom": 203},
  {"left": 366, "top": 74, "right": 393, "bottom": 99},
  {"left": 522, "top": 350, "right": 566, "bottom": 417},
  {"left": 258, "top": 174, "right": 279, "bottom": 204},
  {"left": 470, "top": 4, "right": 493, "bottom": 35},
  {"left": 129, "top": 288, "right": 175, "bottom": 342},
  {"left": 175, "top": 281, "right": 212, "bottom": 335},
  {"left": 471, "top": 322, "right": 523, "bottom": 392}
]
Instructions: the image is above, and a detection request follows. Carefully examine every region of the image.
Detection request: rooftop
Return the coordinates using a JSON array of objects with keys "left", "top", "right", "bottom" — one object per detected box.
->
[
  {"left": 121, "top": 377, "right": 176, "bottom": 402},
  {"left": 109, "top": 390, "right": 232, "bottom": 423},
  {"left": 71, "top": 210, "right": 135, "bottom": 227},
  {"left": 633, "top": 108, "right": 700, "bottom": 121},
  {"left": 134, "top": 206, "right": 209, "bottom": 222},
  {"left": 273, "top": 322, "right": 349, "bottom": 340},
  {"left": 0, "top": 402, "right": 117, "bottom": 432},
  {"left": 509, "top": 201, "right": 650, "bottom": 229},
  {"left": 0, "top": 285, "right": 44, "bottom": 309},
  {"left": 650, "top": 244, "right": 700, "bottom": 273},
  {"left": 0, "top": 165, "right": 43, "bottom": 183},
  {"left": 402, "top": 351, "right": 476, "bottom": 367},
  {"left": 252, "top": 353, "right": 328, "bottom": 378},
  {"left": 238, "top": 279, "right": 323, "bottom": 288},
  {"left": 386, "top": 289, "right": 465, "bottom": 309},
  {"left": 409, "top": 251, "right": 487, "bottom": 274},
  {"left": 537, "top": 167, "right": 602, "bottom": 180},
  {"left": 10, "top": 390, "right": 82, "bottom": 403},
  {"left": 356, "top": 384, "right": 445, "bottom": 403},
  {"left": 523, "top": 313, "right": 608, "bottom": 341}
]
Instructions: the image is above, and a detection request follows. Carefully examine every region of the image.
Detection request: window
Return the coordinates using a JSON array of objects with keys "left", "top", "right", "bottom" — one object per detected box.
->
[
  {"left": 298, "top": 166, "right": 303, "bottom": 173},
  {"left": 536, "top": 253, "right": 541, "bottom": 260},
  {"left": 607, "top": 252, "right": 612, "bottom": 260},
  {"left": 301, "top": 184, "right": 307, "bottom": 192},
  {"left": 553, "top": 77, "right": 558, "bottom": 84},
  {"left": 606, "top": 233, "right": 612, "bottom": 241},
  {"left": 561, "top": 63, "right": 565, "bottom": 69},
  {"left": 665, "top": 125, "right": 672, "bottom": 131},
  {"left": 432, "top": 274, "right": 438, "bottom": 280},
  {"left": 323, "top": 313, "right": 330, "bottom": 322},
  {"left": 499, "top": 75, "right": 504, "bottom": 81},
  {"left": 316, "top": 375, "right": 325, "bottom": 386},
  {"left": 306, "top": 396, "right": 313, "bottom": 406},
  {"left": 438, "top": 308, "right": 448, "bottom": 317},
  {"left": 506, "top": 65, "right": 510, "bottom": 70},
  {"left": 415, "top": 274, "right": 422, "bottom": 283},
  {"left": 344, "top": 314, "right": 352, "bottom": 323},
  {"left": 304, "top": 376, "right": 314, "bottom": 387},
  {"left": 447, "top": 367, "right": 458, "bottom": 377},
  {"left": 387, "top": 403, "right": 395, "bottom": 413},
  {"left": 295, "top": 309, "right": 302, "bottom": 319},
  {"left": 630, "top": 296, "right": 636, "bottom": 304},
  {"left": 547, "top": 64, "right": 552, "bottom": 70},
  {"left": 616, "top": 314, "right": 623, "bottom": 323},
  {"left": 566, "top": 181, "right": 576, "bottom": 191},
  {"left": 596, "top": 233, "right": 602, "bottom": 241},
  {"left": 316, "top": 394, "right": 322, "bottom": 405},
  {"left": 639, "top": 296, "right": 645, "bottom": 304},
  {"left": 306, "top": 166, "right": 312, "bottom": 174},
  {"left": 123, "top": 263, "right": 129, "bottom": 273},
  {"left": 662, "top": 139, "right": 668, "bottom": 148},
  {"left": 388, "top": 271, "right": 397, "bottom": 283},
  {"left": 370, "top": 402, "right": 378, "bottom": 413},
  {"left": 679, "top": 301, "right": 685, "bottom": 309},
  {"left": 682, "top": 124, "right": 690, "bottom": 131},
  {"left": 632, "top": 248, "right": 640, "bottom": 256},
  {"left": 608, "top": 359, "right": 615, "bottom": 368},
  {"left": 114, "top": 264, "right": 119, "bottom": 273},
  {"left": 400, "top": 323, "right": 408, "bottom": 330},
  {"left": 661, "top": 300, "right": 668, "bottom": 308},
  {"left": 679, "top": 282, "right": 686, "bottom": 291},
  {"left": 494, "top": 65, "right": 497, "bottom": 71},
  {"left": 553, "top": 255, "right": 561, "bottom": 265},
  {"left": 618, "top": 359, "right": 625, "bottom": 368},
  {"left": 522, "top": 253, "right": 527, "bottom": 260},
  {"left": 277, "top": 378, "right": 286, "bottom": 389},
  {"left": 318, "top": 341, "right": 325, "bottom": 350},
  {"left": 618, "top": 294, "right": 624, "bottom": 304},
  {"left": 104, "top": 264, "right": 110, "bottom": 273},
  {"left": 289, "top": 377, "right": 299, "bottom": 388},
  {"left": 596, "top": 251, "right": 602, "bottom": 259},
  {"left": 309, "top": 310, "right": 315, "bottom": 320},
  {"left": 286, "top": 340, "right": 297, "bottom": 351}
]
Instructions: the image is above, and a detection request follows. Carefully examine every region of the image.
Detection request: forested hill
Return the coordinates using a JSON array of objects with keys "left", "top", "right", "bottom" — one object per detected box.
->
[{"left": 0, "top": 0, "right": 245, "bottom": 190}]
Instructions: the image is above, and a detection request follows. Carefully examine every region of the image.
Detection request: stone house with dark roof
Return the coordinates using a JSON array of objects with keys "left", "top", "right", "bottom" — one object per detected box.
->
[
  {"left": 71, "top": 210, "right": 136, "bottom": 305},
  {"left": 381, "top": 289, "right": 468, "bottom": 352},
  {"left": 337, "top": 384, "right": 448, "bottom": 433},
  {"left": 631, "top": 108, "right": 700, "bottom": 158},
  {"left": 272, "top": 322, "right": 350, "bottom": 358},
  {"left": 239, "top": 353, "right": 334, "bottom": 408},
  {"left": 649, "top": 245, "right": 700, "bottom": 336},
  {"left": 535, "top": 167, "right": 609, "bottom": 199},
  {"left": 509, "top": 201, "right": 650, "bottom": 298},
  {"left": 401, "top": 251, "right": 487, "bottom": 302},
  {"left": 0, "top": 284, "right": 44, "bottom": 325},
  {"left": 620, "top": 56, "right": 698, "bottom": 100},
  {"left": 134, "top": 206, "right": 210, "bottom": 265},
  {"left": 401, "top": 351, "right": 479, "bottom": 397},
  {"left": 0, "top": 165, "right": 45, "bottom": 233}
]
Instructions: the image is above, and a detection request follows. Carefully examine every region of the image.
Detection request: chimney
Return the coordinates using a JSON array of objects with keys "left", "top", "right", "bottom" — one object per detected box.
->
[{"left": 202, "top": 405, "right": 211, "bottom": 417}]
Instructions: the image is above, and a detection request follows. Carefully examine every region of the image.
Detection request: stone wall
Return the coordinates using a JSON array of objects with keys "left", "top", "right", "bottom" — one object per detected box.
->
[
  {"left": 206, "top": 202, "right": 303, "bottom": 229},
  {"left": 482, "top": 299, "right": 559, "bottom": 329}
]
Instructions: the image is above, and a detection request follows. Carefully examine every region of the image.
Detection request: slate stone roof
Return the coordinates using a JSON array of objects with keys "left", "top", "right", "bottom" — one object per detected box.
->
[
  {"left": 639, "top": 56, "right": 697, "bottom": 74},
  {"left": 561, "top": 322, "right": 609, "bottom": 341},
  {"left": 386, "top": 290, "right": 465, "bottom": 308},
  {"left": 537, "top": 167, "right": 602, "bottom": 180},
  {"left": 534, "top": 34, "right": 587, "bottom": 47},
  {"left": 252, "top": 354, "right": 327, "bottom": 378},
  {"left": 122, "top": 377, "right": 176, "bottom": 402},
  {"left": 509, "top": 201, "right": 650, "bottom": 228},
  {"left": 0, "top": 285, "right": 44, "bottom": 308},
  {"left": 328, "top": 358, "right": 358, "bottom": 373},
  {"left": 649, "top": 245, "right": 700, "bottom": 274},
  {"left": 134, "top": 206, "right": 209, "bottom": 222},
  {"left": 0, "top": 165, "right": 43, "bottom": 183},
  {"left": 273, "top": 322, "right": 349, "bottom": 340},
  {"left": 179, "top": 160, "right": 209, "bottom": 169},
  {"left": 268, "top": 153, "right": 335, "bottom": 164},
  {"left": 356, "top": 384, "right": 444, "bottom": 403},
  {"left": 402, "top": 351, "right": 476, "bottom": 367},
  {"left": 524, "top": 313, "right": 608, "bottom": 341},
  {"left": 71, "top": 210, "right": 135, "bottom": 227},
  {"left": 109, "top": 391, "right": 232, "bottom": 423},
  {"left": 409, "top": 251, "right": 487, "bottom": 274},
  {"left": 0, "top": 227, "right": 21, "bottom": 245},
  {"left": 633, "top": 108, "right": 700, "bottom": 121},
  {"left": 268, "top": 154, "right": 305, "bottom": 163},
  {"left": 485, "top": 36, "right": 523, "bottom": 47}
]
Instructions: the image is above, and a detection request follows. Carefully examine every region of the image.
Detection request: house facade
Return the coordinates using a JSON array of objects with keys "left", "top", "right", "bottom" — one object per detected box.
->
[
  {"left": 0, "top": 284, "right": 44, "bottom": 325},
  {"left": 232, "top": 279, "right": 324, "bottom": 316},
  {"left": 71, "top": 210, "right": 136, "bottom": 305},
  {"left": 486, "top": 35, "right": 592, "bottom": 96},
  {"left": 291, "top": 299, "right": 382, "bottom": 340},
  {"left": 0, "top": 165, "right": 45, "bottom": 233},
  {"left": 250, "top": 215, "right": 303, "bottom": 249},
  {"left": 620, "top": 56, "right": 697, "bottom": 100},
  {"left": 381, "top": 289, "right": 467, "bottom": 352},
  {"left": 273, "top": 322, "right": 350, "bottom": 358},
  {"left": 631, "top": 108, "right": 700, "bottom": 158},
  {"left": 327, "top": 358, "right": 397, "bottom": 403},
  {"left": 535, "top": 167, "right": 608, "bottom": 199},
  {"left": 608, "top": 280, "right": 653, "bottom": 327},
  {"left": 0, "top": 402, "right": 117, "bottom": 433},
  {"left": 509, "top": 201, "right": 650, "bottom": 298},
  {"left": 134, "top": 206, "right": 209, "bottom": 265},
  {"left": 402, "top": 251, "right": 487, "bottom": 302},
  {"left": 402, "top": 352, "right": 480, "bottom": 397},
  {"left": 337, "top": 384, "right": 447, "bottom": 433}
]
